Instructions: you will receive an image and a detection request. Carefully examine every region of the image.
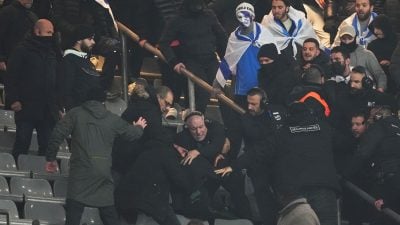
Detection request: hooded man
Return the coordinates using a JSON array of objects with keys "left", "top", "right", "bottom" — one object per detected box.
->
[{"left": 257, "top": 43, "right": 300, "bottom": 105}]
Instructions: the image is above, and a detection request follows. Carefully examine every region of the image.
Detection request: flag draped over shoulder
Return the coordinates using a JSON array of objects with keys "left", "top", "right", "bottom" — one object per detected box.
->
[
  {"left": 216, "top": 22, "right": 278, "bottom": 87},
  {"left": 261, "top": 6, "right": 318, "bottom": 57}
]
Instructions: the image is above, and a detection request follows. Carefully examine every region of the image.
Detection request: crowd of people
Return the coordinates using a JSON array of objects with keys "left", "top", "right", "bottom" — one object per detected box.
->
[{"left": 1, "top": 0, "right": 400, "bottom": 225}]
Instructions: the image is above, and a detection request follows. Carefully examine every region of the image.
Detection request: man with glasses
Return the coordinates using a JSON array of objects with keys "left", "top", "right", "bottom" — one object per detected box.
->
[{"left": 112, "top": 85, "right": 176, "bottom": 176}]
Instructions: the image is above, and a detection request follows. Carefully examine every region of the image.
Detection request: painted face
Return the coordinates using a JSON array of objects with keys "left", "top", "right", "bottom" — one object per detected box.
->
[
  {"left": 351, "top": 116, "right": 367, "bottom": 138},
  {"left": 355, "top": 0, "right": 373, "bottom": 21},
  {"left": 236, "top": 11, "right": 253, "bottom": 28}
]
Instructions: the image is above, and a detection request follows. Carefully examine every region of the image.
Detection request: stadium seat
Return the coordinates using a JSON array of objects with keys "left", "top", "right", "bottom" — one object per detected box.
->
[
  {"left": 0, "top": 176, "right": 9, "bottom": 195},
  {"left": 17, "top": 154, "right": 65, "bottom": 181},
  {"left": 80, "top": 207, "right": 104, "bottom": 225},
  {"left": 10, "top": 177, "right": 53, "bottom": 198},
  {"left": 0, "top": 199, "right": 19, "bottom": 221},
  {"left": 0, "top": 109, "right": 15, "bottom": 131},
  {"left": 24, "top": 201, "right": 65, "bottom": 225},
  {"left": 0, "top": 153, "right": 16, "bottom": 171}
]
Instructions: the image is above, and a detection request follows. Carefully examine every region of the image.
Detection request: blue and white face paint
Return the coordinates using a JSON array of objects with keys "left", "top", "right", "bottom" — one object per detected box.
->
[
  {"left": 235, "top": 2, "right": 255, "bottom": 28},
  {"left": 236, "top": 11, "right": 253, "bottom": 28}
]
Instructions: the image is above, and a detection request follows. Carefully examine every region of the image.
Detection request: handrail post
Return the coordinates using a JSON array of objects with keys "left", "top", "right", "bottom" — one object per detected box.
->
[
  {"left": 120, "top": 33, "right": 129, "bottom": 105},
  {"left": 188, "top": 79, "right": 196, "bottom": 111}
]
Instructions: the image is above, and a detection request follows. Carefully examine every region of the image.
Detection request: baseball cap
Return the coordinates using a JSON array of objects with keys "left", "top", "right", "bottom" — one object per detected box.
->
[{"left": 339, "top": 24, "right": 356, "bottom": 38}]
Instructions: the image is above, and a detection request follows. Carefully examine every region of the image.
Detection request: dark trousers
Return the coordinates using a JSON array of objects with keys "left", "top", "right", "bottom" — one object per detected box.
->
[
  {"left": 100, "top": 51, "right": 120, "bottom": 91},
  {"left": 302, "top": 187, "right": 338, "bottom": 225},
  {"left": 65, "top": 199, "right": 121, "bottom": 225},
  {"left": 184, "top": 56, "right": 219, "bottom": 113},
  {"left": 12, "top": 119, "right": 54, "bottom": 159},
  {"left": 249, "top": 171, "right": 278, "bottom": 225}
]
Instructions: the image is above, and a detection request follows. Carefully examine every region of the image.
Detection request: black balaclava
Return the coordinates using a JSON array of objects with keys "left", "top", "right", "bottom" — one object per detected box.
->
[
  {"left": 258, "top": 43, "right": 283, "bottom": 76},
  {"left": 182, "top": 0, "right": 205, "bottom": 16},
  {"left": 341, "top": 39, "right": 358, "bottom": 53}
]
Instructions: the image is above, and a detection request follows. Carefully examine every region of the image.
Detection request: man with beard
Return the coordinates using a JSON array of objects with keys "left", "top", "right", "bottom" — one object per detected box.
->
[
  {"left": 158, "top": 0, "right": 227, "bottom": 113},
  {"left": 338, "top": 24, "right": 387, "bottom": 92},
  {"left": 5, "top": 19, "right": 58, "bottom": 159},
  {"left": 57, "top": 24, "right": 102, "bottom": 111},
  {"left": 301, "top": 38, "right": 332, "bottom": 77},
  {"left": 333, "top": 0, "right": 377, "bottom": 48},
  {"left": 215, "top": 87, "right": 285, "bottom": 225},
  {"left": 257, "top": 43, "right": 300, "bottom": 106},
  {"left": 261, "top": 0, "right": 319, "bottom": 60},
  {"left": 346, "top": 66, "right": 395, "bottom": 115}
]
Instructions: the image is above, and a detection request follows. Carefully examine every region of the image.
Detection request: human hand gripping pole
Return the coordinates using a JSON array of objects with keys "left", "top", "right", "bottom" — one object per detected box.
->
[{"left": 45, "top": 161, "right": 59, "bottom": 173}]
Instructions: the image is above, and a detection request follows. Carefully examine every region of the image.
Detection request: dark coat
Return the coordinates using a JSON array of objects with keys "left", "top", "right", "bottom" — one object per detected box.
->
[
  {"left": 232, "top": 106, "right": 286, "bottom": 172},
  {"left": 300, "top": 50, "right": 333, "bottom": 78},
  {"left": 5, "top": 36, "right": 58, "bottom": 122},
  {"left": 57, "top": 50, "right": 102, "bottom": 110},
  {"left": 115, "top": 147, "right": 192, "bottom": 223},
  {"left": 273, "top": 115, "right": 340, "bottom": 193},
  {"left": 51, "top": 0, "right": 118, "bottom": 49},
  {"left": 46, "top": 101, "right": 144, "bottom": 206},
  {"left": 389, "top": 42, "right": 400, "bottom": 90},
  {"left": 158, "top": 9, "right": 227, "bottom": 67},
  {"left": 258, "top": 58, "right": 300, "bottom": 106},
  {"left": 343, "top": 116, "right": 400, "bottom": 178},
  {"left": 112, "top": 90, "right": 173, "bottom": 174},
  {"left": 0, "top": 1, "right": 37, "bottom": 62}
]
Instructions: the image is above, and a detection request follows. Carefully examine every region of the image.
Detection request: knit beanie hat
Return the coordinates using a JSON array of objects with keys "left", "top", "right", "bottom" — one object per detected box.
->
[
  {"left": 257, "top": 43, "right": 279, "bottom": 60},
  {"left": 236, "top": 2, "right": 255, "bottom": 18},
  {"left": 72, "top": 24, "right": 95, "bottom": 43}
]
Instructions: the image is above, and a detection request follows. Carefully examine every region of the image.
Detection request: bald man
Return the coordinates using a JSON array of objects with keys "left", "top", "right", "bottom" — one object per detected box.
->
[{"left": 5, "top": 19, "right": 59, "bottom": 159}]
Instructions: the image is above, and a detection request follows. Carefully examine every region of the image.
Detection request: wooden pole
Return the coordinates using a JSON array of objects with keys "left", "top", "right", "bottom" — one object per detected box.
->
[{"left": 117, "top": 22, "right": 246, "bottom": 115}]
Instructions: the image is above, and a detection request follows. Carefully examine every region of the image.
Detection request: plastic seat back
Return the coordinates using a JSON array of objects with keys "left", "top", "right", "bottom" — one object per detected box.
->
[
  {"left": 18, "top": 154, "right": 59, "bottom": 175},
  {"left": 0, "top": 176, "right": 9, "bottom": 194},
  {"left": 24, "top": 201, "right": 65, "bottom": 225},
  {"left": 0, "top": 153, "right": 16, "bottom": 171},
  {"left": 0, "top": 199, "right": 19, "bottom": 220},
  {"left": 10, "top": 177, "right": 53, "bottom": 198}
]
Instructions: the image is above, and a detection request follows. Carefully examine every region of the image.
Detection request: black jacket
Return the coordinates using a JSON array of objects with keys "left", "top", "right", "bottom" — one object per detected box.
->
[
  {"left": 158, "top": 9, "right": 227, "bottom": 67},
  {"left": 0, "top": 1, "right": 37, "bottom": 62},
  {"left": 5, "top": 36, "right": 58, "bottom": 121},
  {"left": 57, "top": 50, "right": 102, "bottom": 110},
  {"left": 273, "top": 115, "right": 340, "bottom": 193},
  {"left": 343, "top": 116, "right": 400, "bottom": 178},
  {"left": 112, "top": 89, "right": 173, "bottom": 174},
  {"left": 52, "top": 0, "right": 118, "bottom": 49},
  {"left": 300, "top": 50, "right": 333, "bottom": 78},
  {"left": 115, "top": 147, "right": 193, "bottom": 223},
  {"left": 258, "top": 55, "right": 300, "bottom": 106},
  {"left": 232, "top": 106, "right": 286, "bottom": 172}
]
